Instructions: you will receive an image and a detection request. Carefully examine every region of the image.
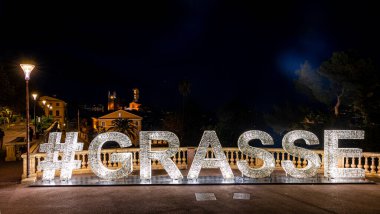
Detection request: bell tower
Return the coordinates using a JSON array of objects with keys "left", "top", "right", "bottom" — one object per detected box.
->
[{"left": 107, "top": 91, "right": 117, "bottom": 111}]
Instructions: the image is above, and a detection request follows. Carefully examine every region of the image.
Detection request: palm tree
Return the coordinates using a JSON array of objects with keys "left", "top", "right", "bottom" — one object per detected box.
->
[{"left": 110, "top": 118, "right": 138, "bottom": 143}]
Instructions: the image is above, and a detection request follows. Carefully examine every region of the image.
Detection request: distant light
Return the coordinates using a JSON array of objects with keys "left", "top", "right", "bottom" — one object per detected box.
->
[
  {"left": 32, "top": 93, "right": 38, "bottom": 100},
  {"left": 20, "top": 64, "right": 35, "bottom": 80},
  {"left": 42, "top": 100, "right": 46, "bottom": 105}
]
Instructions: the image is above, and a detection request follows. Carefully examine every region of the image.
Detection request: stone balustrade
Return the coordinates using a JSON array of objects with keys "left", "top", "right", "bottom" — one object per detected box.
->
[{"left": 21, "top": 147, "right": 380, "bottom": 180}]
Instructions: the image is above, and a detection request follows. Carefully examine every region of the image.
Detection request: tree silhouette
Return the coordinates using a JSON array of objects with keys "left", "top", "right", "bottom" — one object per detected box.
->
[
  {"left": 295, "top": 51, "right": 380, "bottom": 127},
  {"left": 110, "top": 118, "right": 138, "bottom": 142}
]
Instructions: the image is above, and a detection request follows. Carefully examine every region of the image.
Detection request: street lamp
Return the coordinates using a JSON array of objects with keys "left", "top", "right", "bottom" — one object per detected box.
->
[
  {"left": 32, "top": 93, "right": 38, "bottom": 131},
  {"left": 20, "top": 63, "right": 35, "bottom": 179},
  {"left": 42, "top": 100, "right": 46, "bottom": 117}
]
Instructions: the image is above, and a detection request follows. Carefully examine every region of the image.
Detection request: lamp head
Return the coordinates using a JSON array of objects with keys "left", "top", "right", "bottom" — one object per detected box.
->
[{"left": 20, "top": 64, "right": 35, "bottom": 80}]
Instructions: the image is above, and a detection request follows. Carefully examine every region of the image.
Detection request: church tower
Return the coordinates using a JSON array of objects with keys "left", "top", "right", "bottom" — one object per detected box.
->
[{"left": 107, "top": 91, "right": 117, "bottom": 111}]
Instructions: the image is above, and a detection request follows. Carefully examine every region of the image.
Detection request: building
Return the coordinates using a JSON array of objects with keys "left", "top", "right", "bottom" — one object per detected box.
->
[
  {"left": 39, "top": 96, "right": 67, "bottom": 127},
  {"left": 92, "top": 110, "right": 142, "bottom": 145}
]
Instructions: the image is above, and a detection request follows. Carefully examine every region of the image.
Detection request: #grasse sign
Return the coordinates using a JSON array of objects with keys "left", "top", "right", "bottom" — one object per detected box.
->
[{"left": 37, "top": 130, "right": 365, "bottom": 183}]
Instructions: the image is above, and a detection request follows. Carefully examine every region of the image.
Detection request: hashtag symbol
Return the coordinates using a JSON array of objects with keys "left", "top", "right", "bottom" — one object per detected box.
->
[{"left": 38, "top": 132, "right": 83, "bottom": 181}]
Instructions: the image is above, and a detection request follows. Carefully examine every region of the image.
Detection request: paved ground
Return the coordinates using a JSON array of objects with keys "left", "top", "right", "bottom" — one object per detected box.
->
[{"left": 0, "top": 160, "right": 379, "bottom": 214}]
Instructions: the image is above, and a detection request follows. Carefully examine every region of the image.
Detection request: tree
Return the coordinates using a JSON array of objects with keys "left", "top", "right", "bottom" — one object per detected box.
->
[
  {"left": 319, "top": 51, "right": 378, "bottom": 124},
  {"left": 110, "top": 118, "right": 138, "bottom": 142},
  {"left": 0, "top": 107, "right": 14, "bottom": 129},
  {"left": 295, "top": 51, "right": 379, "bottom": 127}
]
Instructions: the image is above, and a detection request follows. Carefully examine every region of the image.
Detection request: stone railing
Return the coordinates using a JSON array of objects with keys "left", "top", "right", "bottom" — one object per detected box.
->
[{"left": 22, "top": 147, "right": 380, "bottom": 179}]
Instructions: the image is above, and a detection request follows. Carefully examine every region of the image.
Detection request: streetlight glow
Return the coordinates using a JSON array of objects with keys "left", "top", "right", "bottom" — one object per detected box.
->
[
  {"left": 20, "top": 64, "right": 35, "bottom": 80},
  {"left": 42, "top": 100, "right": 46, "bottom": 105},
  {"left": 32, "top": 93, "right": 38, "bottom": 101}
]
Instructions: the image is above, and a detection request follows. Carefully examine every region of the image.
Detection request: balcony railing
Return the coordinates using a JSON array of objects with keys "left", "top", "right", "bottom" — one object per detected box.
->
[{"left": 21, "top": 147, "right": 380, "bottom": 180}]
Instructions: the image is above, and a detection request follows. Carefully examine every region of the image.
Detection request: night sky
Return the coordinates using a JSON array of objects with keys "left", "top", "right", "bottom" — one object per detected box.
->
[{"left": 1, "top": 0, "right": 379, "bottom": 111}]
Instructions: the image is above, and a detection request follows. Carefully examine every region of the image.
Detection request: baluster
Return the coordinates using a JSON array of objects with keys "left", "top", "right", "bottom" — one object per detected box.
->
[
  {"left": 80, "top": 154, "right": 85, "bottom": 169},
  {"left": 229, "top": 151, "right": 234, "bottom": 164},
  {"left": 132, "top": 152, "right": 137, "bottom": 167},
  {"left": 364, "top": 157, "right": 369, "bottom": 173},
  {"left": 107, "top": 152, "right": 112, "bottom": 167},
  {"left": 302, "top": 159, "right": 307, "bottom": 168},
  {"left": 179, "top": 150, "right": 183, "bottom": 166},
  {"left": 357, "top": 157, "right": 363, "bottom": 169},
  {"left": 102, "top": 153, "right": 107, "bottom": 167},
  {"left": 344, "top": 157, "right": 350, "bottom": 168},
  {"left": 297, "top": 153, "right": 302, "bottom": 168},
  {"left": 377, "top": 157, "right": 380, "bottom": 176},
  {"left": 351, "top": 157, "right": 357, "bottom": 168},
  {"left": 275, "top": 152, "right": 280, "bottom": 167},
  {"left": 371, "top": 157, "right": 376, "bottom": 174},
  {"left": 235, "top": 151, "right": 239, "bottom": 166},
  {"left": 182, "top": 150, "right": 187, "bottom": 167}
]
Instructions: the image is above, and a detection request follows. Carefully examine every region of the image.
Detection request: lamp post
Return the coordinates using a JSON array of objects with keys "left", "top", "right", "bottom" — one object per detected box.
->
[
  {"left": 32, "top": 93, "right": 38, "bottom": 132},
  {"left": 20, "top": 63, "right": 35, "bottom": 179}
]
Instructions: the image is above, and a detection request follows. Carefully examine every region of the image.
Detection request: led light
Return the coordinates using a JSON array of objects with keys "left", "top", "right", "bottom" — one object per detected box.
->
[
  {"left": 281, "top": 130, "right": 321, "bottom": 178},
  {"left": 20, "top": 64, "right": 35, "bottom": 80},
  {"left": 324, "top": 130, "right": 365, "bottom": 178},
  {"left": 187, "top": 131, "right": 234, "bottom": 180},
  {"left": 88, "top": 132, "right": 133, "bottom": 180},
  {"left": 38, "top": 132, "right": 83, "bottom": 181},
  {"left": 140, "top": 131, "right": 183, "bottom": 180},
  {"left": 237, "top": 130, "right": 275, "bottom": 178}
]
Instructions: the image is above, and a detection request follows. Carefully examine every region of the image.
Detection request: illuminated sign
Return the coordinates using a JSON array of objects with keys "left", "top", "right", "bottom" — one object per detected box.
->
[{"left": 38, "top": 130, "right": 365, "bottom": 183}]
